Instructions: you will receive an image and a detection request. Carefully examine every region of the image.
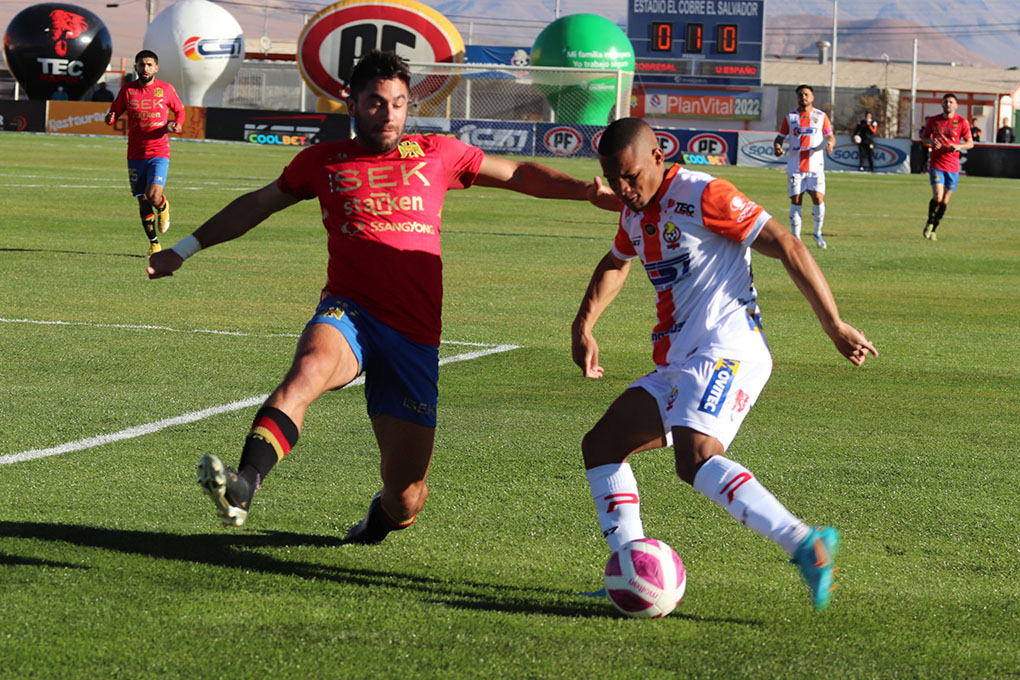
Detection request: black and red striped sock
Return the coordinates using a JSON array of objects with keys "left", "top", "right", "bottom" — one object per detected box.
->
[{"left": 238, "top": 406, "right": 299, "bottom": 489}]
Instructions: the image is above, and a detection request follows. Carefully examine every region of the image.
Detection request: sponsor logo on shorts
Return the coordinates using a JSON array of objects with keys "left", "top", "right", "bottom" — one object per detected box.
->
[
  {"left": 666, "top": 385, "right": 679, "bottom": 411},
  {"left": 698, "top": 358, "right": 740, "bottom": 416},
  {"left": 402, "top": 396, "right": 437, "bottom": 419},
  {"left": 730, "top": 389, "right": 750, "bottom": 421}
]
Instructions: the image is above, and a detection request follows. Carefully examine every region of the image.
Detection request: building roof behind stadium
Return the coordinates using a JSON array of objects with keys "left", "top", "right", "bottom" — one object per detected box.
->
[{"left": 764, "top": 58, "right": 1020, "bottom": 97}]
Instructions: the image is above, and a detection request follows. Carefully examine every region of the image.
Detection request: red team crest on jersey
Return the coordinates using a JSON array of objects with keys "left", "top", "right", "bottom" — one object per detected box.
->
[{"left": 49, "top": 9, "right": 88, "bottom": 57}]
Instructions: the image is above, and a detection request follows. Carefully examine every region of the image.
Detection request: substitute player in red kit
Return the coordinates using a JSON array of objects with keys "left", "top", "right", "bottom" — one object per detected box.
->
[
  {"left": 920, "top": 93, "right": 973, "bottom": 240},
  {"left": 147, "top": 50, "right": 620, "bottom": 543},
  {"left": 105, "top": 50, "right": 184, "bottom": 257},
  {"left": 573, "top": 118, "right": 877, "bottom": 609}
]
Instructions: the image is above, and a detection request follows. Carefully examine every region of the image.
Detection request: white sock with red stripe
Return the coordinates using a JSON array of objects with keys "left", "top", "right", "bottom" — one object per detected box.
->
[
  {"left": 789, "top": 204, "right": 802, "bottom": 238},
  {"left": 693, "top": 455, "right": 809, "bottom": 556},
  {"left": 586, "top": 463, "right": 645, "bottom": 552},
  {"left": 812, "top": 203, "right": 825, "bottom": 235}
]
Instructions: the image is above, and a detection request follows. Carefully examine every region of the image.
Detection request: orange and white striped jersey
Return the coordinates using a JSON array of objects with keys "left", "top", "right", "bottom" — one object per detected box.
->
[
  {"left": 612, "top": 165, "right": 772, "bottom": 367},
  {"left": 777, "top": 106, "right": 833, "bottom": 173}
]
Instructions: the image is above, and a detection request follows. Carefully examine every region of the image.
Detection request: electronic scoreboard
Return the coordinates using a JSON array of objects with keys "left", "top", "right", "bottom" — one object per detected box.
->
[{"left": 628, "top": 0, "right": 764, "bottom": 87}]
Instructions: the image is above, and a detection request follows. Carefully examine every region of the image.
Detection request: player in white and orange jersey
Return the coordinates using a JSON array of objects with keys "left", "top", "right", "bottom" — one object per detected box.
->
[
  {"left": 773, "top": 84, "right": 835, "bottom": 249},
  {"left": 574, "top": 118, "right": 876, "bottom": 610}
]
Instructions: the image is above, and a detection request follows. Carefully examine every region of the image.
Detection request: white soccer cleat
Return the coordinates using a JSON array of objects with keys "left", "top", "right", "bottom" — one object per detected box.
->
[
  {"left": 197, "top": 453, "right": 250, "bottom": 527},
  {"left": 814, "top": 233, "right": 827, "bottom": 249}
]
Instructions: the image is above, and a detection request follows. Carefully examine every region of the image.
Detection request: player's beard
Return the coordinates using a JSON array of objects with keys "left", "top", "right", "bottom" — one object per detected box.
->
[{"left": 355, "top": 114, "right": 404, "bottom": 154}]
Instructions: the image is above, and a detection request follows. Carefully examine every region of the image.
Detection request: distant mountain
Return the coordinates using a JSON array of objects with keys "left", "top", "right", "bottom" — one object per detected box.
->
[
  {"left": 764, "top": 0, "right": 1019, "bottom": 68},
  {"left": 431, "top": 0, "right": 1020, "bottom": 68},
  {"left": 765, "top": 15, "right": 1000, "bottom": 67},
  {"left": 6, "top": 0, "right": 1014, "bottom": 70}
]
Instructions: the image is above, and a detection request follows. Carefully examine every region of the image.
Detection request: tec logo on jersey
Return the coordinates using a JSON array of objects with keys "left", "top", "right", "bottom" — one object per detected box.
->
[
  {"left": 668, "top": 198, "right": 695, "bottom": 217},
  {"left": 698, "top": 358, "right": 740, "bottom": 416}
]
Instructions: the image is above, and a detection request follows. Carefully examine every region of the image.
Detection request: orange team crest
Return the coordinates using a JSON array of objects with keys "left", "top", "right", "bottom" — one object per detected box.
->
[
  {"left": 154, "top": 87, "right": 164, "bottom": 98},
  {"left": 398, "top": 140, "right": 425, "bottom": 158}
]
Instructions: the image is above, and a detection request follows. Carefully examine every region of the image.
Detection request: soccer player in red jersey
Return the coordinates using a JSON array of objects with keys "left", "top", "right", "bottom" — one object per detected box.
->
[
  {"left": 573, "top": 118, "right": 876, "bottom": 609},
  {"left": 105, "top": 50, "right": 184, "bottom": 257},
  {"left": 147, "top": 50, "right": 620, "bottom": 542},
  {"left": 920, "top": 93, "right": 973, "bottom": 240}
]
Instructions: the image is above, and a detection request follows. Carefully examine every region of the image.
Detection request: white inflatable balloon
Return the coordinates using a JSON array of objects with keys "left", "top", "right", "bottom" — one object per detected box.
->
[{"left": 143, "top": 0, "right": 243, "bottom": 106}]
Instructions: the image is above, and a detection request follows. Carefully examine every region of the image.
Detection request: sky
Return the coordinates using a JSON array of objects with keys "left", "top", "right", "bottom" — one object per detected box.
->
[{"left": 2, "top": 0, "right": 1017, "bottom": 69}]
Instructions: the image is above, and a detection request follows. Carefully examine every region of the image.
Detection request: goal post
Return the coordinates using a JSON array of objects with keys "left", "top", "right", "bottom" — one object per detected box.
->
[{"left": 405, "top": 61, "right": 633, "bottom": 125}]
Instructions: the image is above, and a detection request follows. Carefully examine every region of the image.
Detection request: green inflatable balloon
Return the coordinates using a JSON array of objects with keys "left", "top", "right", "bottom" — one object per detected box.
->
[{"left": 531, "top": 14, "right": 635, "bottom": 125}]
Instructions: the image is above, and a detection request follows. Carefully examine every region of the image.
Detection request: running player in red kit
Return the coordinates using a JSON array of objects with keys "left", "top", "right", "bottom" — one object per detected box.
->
[
  {"left": 147, "top": 50, "right": 620, "bottom": 543},
  {"left": 920, "top": 93, "right": 973, "bottom": 240},
  {"left": 105, "top": 50, "right": 184, "bottom": 256}
]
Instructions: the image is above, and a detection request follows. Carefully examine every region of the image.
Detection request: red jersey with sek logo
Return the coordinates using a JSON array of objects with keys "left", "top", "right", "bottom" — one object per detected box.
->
[
  {"left": 277, "top": 135, "right": 485, "bottom": 346},
  {"left": 108, "top": 78, "right": 184, "bottom": 160},
  {"left": 612, "top": 164, "right": 772, "bottom": 366},
  {"left": 922, "top": 113, "right": 971, "bottom": 172}
]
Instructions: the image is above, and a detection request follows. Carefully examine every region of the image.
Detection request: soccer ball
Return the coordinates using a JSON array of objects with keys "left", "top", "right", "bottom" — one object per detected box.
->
[{"left": 603, "top": 538, "right": 686, "bottom": 618}]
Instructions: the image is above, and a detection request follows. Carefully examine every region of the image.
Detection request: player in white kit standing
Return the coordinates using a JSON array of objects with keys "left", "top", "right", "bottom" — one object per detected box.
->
[{"left": 774, "top": 84, "right": 835, "bottom": 249}]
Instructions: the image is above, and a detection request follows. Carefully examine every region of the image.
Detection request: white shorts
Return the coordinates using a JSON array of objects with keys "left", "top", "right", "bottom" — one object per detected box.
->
[
  {"left": 630, "top": 340, "right": 772, "bottom": 451},
  {"left": 788, "top": 172, "right": 825, "bottom": 197}
]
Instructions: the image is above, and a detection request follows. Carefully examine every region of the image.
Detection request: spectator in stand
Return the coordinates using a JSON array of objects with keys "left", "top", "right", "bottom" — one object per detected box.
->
[
  {"left": 970, "top": 118, "right": 982, "bottom": 143},
  {"left": 91, "top": 82, "right": 115, "bottom": 102},
  {"left": 996, "top": 119, "right": 1015, "bottom": 144},
  {"left": 51, "top": 86, "right": 69, "bottom": 100},
  {"left": 853, "top": 112, "right": 878, "bottom": 172}
]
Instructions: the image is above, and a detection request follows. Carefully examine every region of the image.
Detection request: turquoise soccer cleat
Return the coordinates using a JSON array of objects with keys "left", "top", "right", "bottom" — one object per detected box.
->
[{"left": 791, "top": 525, "right": 839, "bottom": 610}]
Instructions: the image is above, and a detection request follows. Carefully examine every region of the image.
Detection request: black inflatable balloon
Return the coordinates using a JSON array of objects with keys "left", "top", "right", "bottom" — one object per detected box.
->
[{"left": 3, "top": 3, "right": 113, "bottom": 100}]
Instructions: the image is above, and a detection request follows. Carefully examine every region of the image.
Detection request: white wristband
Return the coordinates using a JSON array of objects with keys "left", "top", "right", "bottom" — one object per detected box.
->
[{"left": 171, "top": 234, "right": 202, "bottom": 260}]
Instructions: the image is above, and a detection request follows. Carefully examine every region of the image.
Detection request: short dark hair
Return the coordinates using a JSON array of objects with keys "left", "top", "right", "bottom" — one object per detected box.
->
[
  {"left": 348, "top": 50, "right": 411, "bottom": 98},
  {"left": 796, "top": 84, "right": 814, "bottom": 94},
  {"left": 943, "top": 93, "right": 958, "bottom": 102},
  {"left": 135, "top": 50, "right": 158, "bottom": 64},
  {"left": 597, "top": 117, "right": 653, "bottom": 157}
]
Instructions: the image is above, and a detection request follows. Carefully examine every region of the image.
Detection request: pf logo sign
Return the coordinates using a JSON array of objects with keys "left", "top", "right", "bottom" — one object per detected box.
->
[
  {"left": 298, "top": 0, "right": 464, "bottom": 104},
  {"left": 688, "top": 133, "right": 728, "bottom": 157},
  {"left": 655, "top": 131, "right": 681, "bottom": 160},
  {"left": 543, "top": 126, "right": 583, "bottom": 155}
]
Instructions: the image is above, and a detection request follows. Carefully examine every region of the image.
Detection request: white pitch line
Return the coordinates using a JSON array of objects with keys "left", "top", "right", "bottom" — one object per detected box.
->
[
  {"left": 0, "top": 318, "right": 504, "bottom": 346},
  {"left": 0, "top": 343, "right": 520, "bottom": 466}
]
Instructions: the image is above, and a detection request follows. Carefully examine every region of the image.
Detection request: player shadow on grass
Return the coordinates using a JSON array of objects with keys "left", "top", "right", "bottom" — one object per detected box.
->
[
  {"left": 0, "top": 520, "right": 761, "bottom": 625},
  {"left": 0, "top": 247, "right": 148, "bottom": 259}
]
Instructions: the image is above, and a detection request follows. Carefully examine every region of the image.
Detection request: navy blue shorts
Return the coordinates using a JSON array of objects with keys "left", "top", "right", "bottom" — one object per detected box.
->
[
  {"left": 128, "top": 157, "right": 169, "bottom": 197},
  {"left": 307, "top": 296, "right": 439, "bottom": 428}
]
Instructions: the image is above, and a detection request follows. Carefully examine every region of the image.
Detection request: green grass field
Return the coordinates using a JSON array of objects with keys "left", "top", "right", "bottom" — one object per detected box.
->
[{"left": 1, "top": 131, "right": 1018, "bottom": 679}]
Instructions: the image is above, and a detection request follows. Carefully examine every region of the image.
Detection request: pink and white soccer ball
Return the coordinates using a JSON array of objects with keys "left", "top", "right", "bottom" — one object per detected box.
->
[{"left": 604, "top": 538, "right": 686, "bottom": 618}]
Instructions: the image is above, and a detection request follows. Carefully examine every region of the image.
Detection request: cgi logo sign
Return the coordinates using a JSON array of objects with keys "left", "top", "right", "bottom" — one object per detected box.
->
[
  {"left": 458, "top": 124, "right": 530, "bottom": 153},
  {"left": 688, "top": 133, "right": 728, "bottom": 156},
  {"left": 183, "top": 36, "right": 243, "bottom": 61},
  {"left": 298, "top": 0, "right": 464, "bottom": 103},
  {"left": 543, "top": 126, "right": 582, "bottom": 155},
  {"left": 656, "top": 131, "right": 681, "bottom": 160}
]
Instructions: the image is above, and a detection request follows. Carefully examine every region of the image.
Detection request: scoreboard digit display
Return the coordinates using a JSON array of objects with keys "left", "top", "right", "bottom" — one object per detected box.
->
[{"left": 628, "top": 0, "right": 764, "bottom": 86}]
